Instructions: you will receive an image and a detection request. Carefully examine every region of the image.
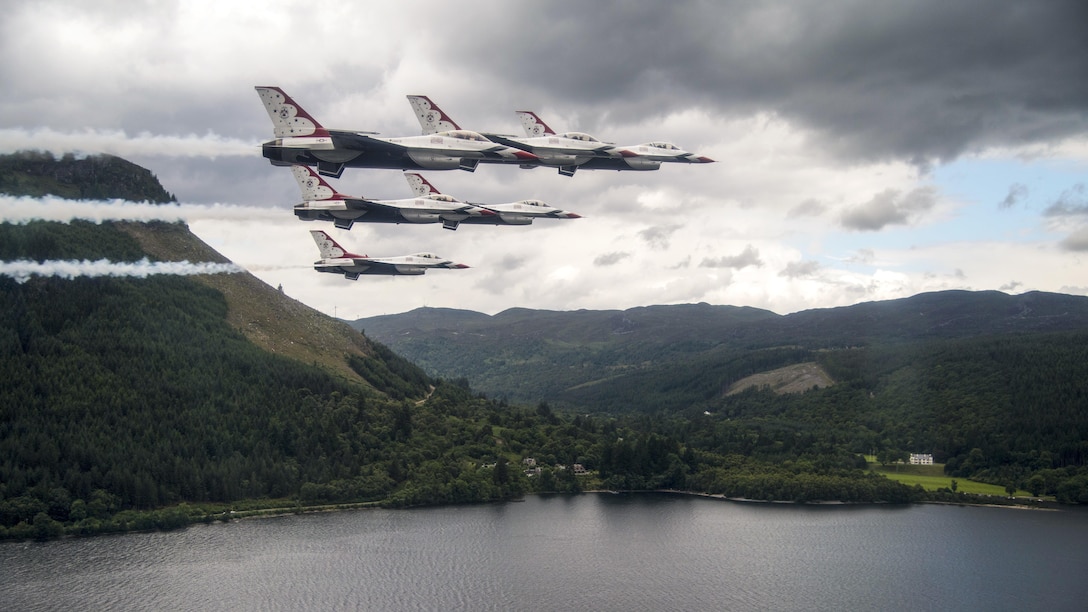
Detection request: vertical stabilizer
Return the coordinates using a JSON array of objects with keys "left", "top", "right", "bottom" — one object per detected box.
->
[
  {"left": 255, "top": 86, "right": 331, "bottom": 139},
  {"left": 516, "top": 111, "right": 556, "bottom": 137},
  {"left": 407, "top": 95, "right": 461, "bottom": 135},
  {"left": 310, "top": 230, "right": 364, "bottom": 259},
  {"left": 292, "top": 165, "right": 340, "bottom": 201},
  {"left": 403, "top": 172, "right": 442, "bottom": 197}
]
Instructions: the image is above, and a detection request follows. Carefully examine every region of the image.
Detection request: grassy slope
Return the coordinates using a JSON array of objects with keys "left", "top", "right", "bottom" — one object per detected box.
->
[
  {"left": 866, "top": 460, "right": 1032, "bottom": 497},
  {"left": 726, "top": 362, "right": 835, "bottom": 395},
  {"left": 118, "top": 221, "right": 372, "bottom": 383}
]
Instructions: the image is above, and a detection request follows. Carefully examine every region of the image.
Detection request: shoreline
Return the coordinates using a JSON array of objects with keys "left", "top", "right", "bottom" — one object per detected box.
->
[{"left": 1, "top": 488, "right": 1065, "bottom": 543}]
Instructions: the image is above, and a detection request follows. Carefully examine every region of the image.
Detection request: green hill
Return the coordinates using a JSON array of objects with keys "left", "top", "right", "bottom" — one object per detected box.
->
[
  {"left": 354, "top": 291, "right": 1088, "bottom": 408},
  {"left": 0, "top": 150, "right": 176, "bottom": 202},
  {"left": 355, "top": 292, "right": 1088, "bottom": 503},
  {"left": 0, "top": 152, "right": 584, "bottom": 539}
]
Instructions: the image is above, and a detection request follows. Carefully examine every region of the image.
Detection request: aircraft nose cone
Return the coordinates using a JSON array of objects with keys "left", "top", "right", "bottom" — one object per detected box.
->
[
  {"left": 619, "top": 149, "right": 639, "bottom": 158},
  {"left": 452, "top": 263, "right": 470, "bottom": 269},
  {"left": 513, "top": 150, "right": 539, "bottom": 161},
  {"left": 695, "top": 155, "right": 715, "bottom": 163},
  {"left": 563, "top": 212, "right": 582, "bottom": 219}
]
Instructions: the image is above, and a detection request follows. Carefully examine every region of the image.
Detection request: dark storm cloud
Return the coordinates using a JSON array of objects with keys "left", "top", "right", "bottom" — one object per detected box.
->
[
  {"left": 999, "top": 183, "right": 1029, "bottom": 210},
  {"left": 840, "top": 187, "right": 936, "bottom": 231},
  {"left": 475, "top": 1, "right": 1088, "bottom": 164},
  {"left": 699, "top": 244, "right": 762, "bottom": 269}
]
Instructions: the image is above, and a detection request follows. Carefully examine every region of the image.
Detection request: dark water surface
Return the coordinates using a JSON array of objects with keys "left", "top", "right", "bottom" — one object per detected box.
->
[{"left": 3, "top": 493, "right": 1087, "bottom": 611}]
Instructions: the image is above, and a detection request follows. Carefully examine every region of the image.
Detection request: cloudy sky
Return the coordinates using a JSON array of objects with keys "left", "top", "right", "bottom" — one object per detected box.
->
[{"left": 2, "top": 0, "right": 1087, "bottom": 320}]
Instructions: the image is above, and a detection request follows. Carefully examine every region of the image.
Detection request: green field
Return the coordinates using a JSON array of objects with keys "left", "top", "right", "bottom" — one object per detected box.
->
[{"left": 864, "top": 458, "right": 1031, "bottom": 497}]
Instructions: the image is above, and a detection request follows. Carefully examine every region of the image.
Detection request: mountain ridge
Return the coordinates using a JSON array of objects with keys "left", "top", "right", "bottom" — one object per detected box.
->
[{"left": 353, "top": 290, "right": 1088, "bottom": 406}]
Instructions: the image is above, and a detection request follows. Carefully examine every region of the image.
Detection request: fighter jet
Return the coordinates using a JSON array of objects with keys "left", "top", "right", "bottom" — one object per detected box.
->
[
  {"left": 408, "top": 96, "right": 619, "bottom": 177},
  {"left": 256, "top": 86, "right": 539, "bottom": 178},
  {"left": 290, "top": 165, "right": 496, "bottom": 231},
  {"left": 494, "top": 109, "right": 715, "bottom": 176},
  {"left": 310, "top": 230, "right": 469, "bottom": 279},
  {"left": 404, "top": 172, "right": 582, "bottom": 226}
]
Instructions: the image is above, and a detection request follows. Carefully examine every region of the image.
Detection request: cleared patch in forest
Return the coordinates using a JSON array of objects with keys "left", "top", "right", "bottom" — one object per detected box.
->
[{"left": 726, "top": 361, "right": 834, "bottom": 395}]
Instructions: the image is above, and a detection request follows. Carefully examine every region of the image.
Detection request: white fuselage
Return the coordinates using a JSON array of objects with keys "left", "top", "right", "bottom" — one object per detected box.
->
[
  {"left": 315, "top": 252, "right": 467, "bottom": 278},
  {"left": 294, "top": 194, "right": 494, "bottom": 229}
]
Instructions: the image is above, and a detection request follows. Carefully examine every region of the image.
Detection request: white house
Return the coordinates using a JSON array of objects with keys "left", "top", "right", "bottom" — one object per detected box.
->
[{"left": 909, "top": 453, "right": 934, "bottom": 465}]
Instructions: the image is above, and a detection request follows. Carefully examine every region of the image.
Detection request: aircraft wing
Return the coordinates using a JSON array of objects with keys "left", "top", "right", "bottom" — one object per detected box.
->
[
  {"left": 481, "top": 133, "right": 533, "bottom": 151},
  {"left": 361, "top": 198, "right": 472, "bottom": 215},
  {"left": 481, "top": 132, "right": 615, "bottom": 158},
  {"left": 349, "top": 259, "right": 389, "bottom": 272},
  {"left": 333, "top": 132, "right": 407, "bottom": 153}
]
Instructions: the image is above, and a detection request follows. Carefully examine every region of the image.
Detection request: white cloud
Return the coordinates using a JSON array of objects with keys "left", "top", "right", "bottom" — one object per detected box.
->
[
  {"left": 0, "top": 128, "right": 255, "bottom": 158},
  {"left": 2, "top": 1, "right": 1087, "bottom": 319}
]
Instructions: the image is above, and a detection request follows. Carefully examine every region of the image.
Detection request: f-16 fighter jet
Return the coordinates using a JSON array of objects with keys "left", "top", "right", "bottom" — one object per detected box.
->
[
  {"left": 404, "top": 172, "right": 582, "bottom": 226},
  {"left": 256, "top": 86, "right": 538, "bottom": 178},
  {"left": 408, "top": 96, "right": 713, "bottom": 176},
  {"left": 291, "top": 165, "right": 495, "bottom": 231},
  {"left": 310, "top": 230, "right": 469, "bottom": 279},
  {"left": 408, "top": 96, "right": 619, "bottom": 177},
  {"left": 498, "top": 110, "right": 715, "bottom": 176}
]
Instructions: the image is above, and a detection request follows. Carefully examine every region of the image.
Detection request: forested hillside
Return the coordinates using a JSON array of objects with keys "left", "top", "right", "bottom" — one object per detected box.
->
[
  {"left": 0, "top": 152, "right": 559, "bottom": 539},
  {"left": 357, "top": 293, "right": 1088, "bottom": 502},
  {"left": 354, "top": 303, "right": 782, "bottom": 402},
  {"left": 355, "top": 292, "right": 1088, "bottom": 407},
  {"left": 3, "top": 151, "right": 1085, "bottom": 543},
  {"left": 0, "top": 150, "right": 176, "bottom": 202}
]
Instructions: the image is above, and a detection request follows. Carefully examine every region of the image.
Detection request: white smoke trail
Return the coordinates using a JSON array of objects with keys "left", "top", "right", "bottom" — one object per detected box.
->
[
  {"left": 0, "top": 194, "right": 285, "bottom": 224},
  {"left": 0, "top": 258, "right": 244, "bottom": 284},
  {"left": 0, "top": 127, "right": 256, "bottom": 158}
]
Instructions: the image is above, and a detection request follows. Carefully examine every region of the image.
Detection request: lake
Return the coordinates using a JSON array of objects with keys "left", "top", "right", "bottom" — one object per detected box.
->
[{"left": 3, "top": 493, "right": 1088, "bottom": 611}]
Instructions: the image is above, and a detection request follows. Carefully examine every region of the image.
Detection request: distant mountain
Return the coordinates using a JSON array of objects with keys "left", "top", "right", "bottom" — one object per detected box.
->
[
  {"left": 353, "top": 291, "right": 1088, "bottom": 502},
  {"left": 352, "top": 290, "right": 1088, "bottom": 407}
]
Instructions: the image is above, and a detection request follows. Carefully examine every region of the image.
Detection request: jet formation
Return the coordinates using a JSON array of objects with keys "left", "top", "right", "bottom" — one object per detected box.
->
[
  {"left": 292, "top": 165, "right": 581, "bottom": 231},
  {"left": 257, "top": 87, "right": 714, "bottom": 178},
  {"left": 256, "top": 86, "right": 713, "bottom": 280}
]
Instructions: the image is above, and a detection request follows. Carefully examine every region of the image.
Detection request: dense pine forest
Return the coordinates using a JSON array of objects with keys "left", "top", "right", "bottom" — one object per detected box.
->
[{"left": 2, "top": 151, "right": 1085, "bottom": 542}]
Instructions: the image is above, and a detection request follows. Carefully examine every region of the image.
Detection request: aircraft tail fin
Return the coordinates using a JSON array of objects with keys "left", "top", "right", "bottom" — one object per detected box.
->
[
  {"left": 407, "top": 95, "right": 461, "bottom": 135},
  {"left": 255, "top": 86, "right": 331, "bottom": 139},
  {"left": 292, "top": 165, "right": 342, "bottom": 201},
  {"left": 403, "top": 172, "right": 442, "bottom": 197},
  {"left": 516, "top": 111, "right": 556, "bottom": 137},
  {"left": 310, "top": 230, "right": 364, "bottom": 259}
]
